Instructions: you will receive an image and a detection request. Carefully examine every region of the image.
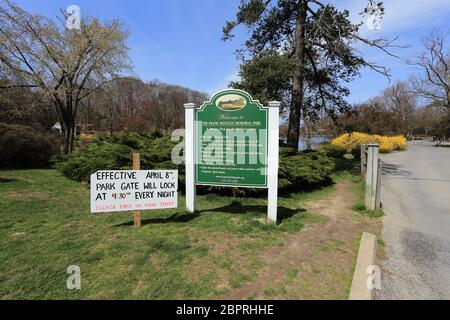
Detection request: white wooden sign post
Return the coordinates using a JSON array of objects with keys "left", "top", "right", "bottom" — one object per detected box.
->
[
  {"left": 184, "top": 89, "right": 280, "bottom": 223},
  {"left": 184, "top": 103, "right": 196, "bottom": 213},
  {"left": 267, "top": 101, "right": 280, "bottom": 222}
]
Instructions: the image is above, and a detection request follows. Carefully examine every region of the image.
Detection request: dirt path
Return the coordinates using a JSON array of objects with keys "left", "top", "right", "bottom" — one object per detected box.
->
[{"left": 223, "top": 180, "right": 381, "bottom": 300}]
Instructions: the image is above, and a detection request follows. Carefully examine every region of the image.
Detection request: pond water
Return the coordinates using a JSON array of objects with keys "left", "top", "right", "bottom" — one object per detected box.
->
[{"left": 298, "top": 136, "right": 331, "bottom": 151}]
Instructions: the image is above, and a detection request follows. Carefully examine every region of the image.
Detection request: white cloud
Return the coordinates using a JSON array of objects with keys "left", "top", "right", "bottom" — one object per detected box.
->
[{"left": 329, "top": 0, "right": 450, "bottom": 35}]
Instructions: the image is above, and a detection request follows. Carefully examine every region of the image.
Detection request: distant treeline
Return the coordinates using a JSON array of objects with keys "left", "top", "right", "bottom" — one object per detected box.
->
[
  {"left": 0, "top": 78, "right": 209, "bottom": 134},
  {"left": 78, "top": 79, "right": 208, "bottom": 134},
  {"left": 315, "top": 81, "right": 450, "bottom": 139}
]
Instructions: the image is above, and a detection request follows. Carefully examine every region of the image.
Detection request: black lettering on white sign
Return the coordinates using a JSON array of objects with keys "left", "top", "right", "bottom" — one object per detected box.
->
[{"left": 90, "top": 170, "right": 178, "bottom": 213}]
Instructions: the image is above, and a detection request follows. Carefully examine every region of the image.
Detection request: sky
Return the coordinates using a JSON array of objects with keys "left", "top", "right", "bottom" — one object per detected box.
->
[{"left": 12, "top": 0, "right": 450, "bottom": 104}]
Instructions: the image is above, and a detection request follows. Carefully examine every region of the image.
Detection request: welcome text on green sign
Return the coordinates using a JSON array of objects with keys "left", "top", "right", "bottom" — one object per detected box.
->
[{"left": 195, "top": 90, "right": 268, "bottom": 188}]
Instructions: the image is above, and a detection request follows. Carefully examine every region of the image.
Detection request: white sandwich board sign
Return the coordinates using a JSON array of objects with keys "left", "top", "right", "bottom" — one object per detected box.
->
[{"left": 90, "top": 170, "right": 178, "bottom": 213}]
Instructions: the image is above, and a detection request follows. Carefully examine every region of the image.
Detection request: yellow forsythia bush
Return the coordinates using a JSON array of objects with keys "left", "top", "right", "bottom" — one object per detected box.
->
[
  {"left": 78, "top": 133, "right": 96, "bottom": 143},
  {"left": 331, "top": 132, "right": 407, "bottom": 153}
]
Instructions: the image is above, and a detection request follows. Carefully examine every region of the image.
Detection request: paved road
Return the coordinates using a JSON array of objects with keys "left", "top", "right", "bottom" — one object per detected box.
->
[{"left": 375, "top": 140, "right": 450, "bottom": 299}]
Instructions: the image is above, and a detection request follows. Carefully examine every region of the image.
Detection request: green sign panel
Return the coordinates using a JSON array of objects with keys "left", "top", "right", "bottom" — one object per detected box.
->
[{"left": 195, "top": 89, "right": 268, "bottom": 188}]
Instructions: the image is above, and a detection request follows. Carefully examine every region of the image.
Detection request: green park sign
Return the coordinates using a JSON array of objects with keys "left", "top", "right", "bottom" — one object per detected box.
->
[
  {"left": 184, "top": 89, "right": 280, "bottom": 222},
  {"left": 195, "top": 90, "right": 268, "bottom": 188}
]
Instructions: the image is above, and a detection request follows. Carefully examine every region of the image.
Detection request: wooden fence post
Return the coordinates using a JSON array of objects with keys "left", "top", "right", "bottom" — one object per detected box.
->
[
  {"left": 132, "top": 153, "right": 141, "bottom": 227},
  {"left": 361, "top": 144, "right": 367, "bottom": 178},
  {"left": 375, "top": 159, "right": 382, "bottom": 210},
  {"left": 365, "top": 144, "right": 379, "bottom": 211}
]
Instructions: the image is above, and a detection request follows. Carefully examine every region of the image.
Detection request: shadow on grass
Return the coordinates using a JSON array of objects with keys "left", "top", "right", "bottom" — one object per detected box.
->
[
  {"left": 114, "top": 202, "right": 306, "bottom": 227},
  {"left": 198, "top": 201, "right": 306, "bottom": 223},
  {"left": 0, "top": 177, "right": 17, "bottom": 183},
  {"left": 114, "top": 212, "right": 200, "bottom": 227},
  {"left": 332, "top": 157, "right": 360, "bottom": 176}
]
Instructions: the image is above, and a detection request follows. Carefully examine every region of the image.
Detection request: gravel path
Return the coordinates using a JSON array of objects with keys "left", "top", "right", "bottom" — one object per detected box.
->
[{"left": 375, "top": 140, "right": 450, "bottom": 299}]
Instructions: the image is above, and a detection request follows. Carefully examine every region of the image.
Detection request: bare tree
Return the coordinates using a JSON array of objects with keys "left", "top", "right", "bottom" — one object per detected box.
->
[
  {"left": 0, "top": 80, "right": 55, "bottom": 128},
  {"left": 410, "top": 30, "right": 450, "bottom": 111},
  {"left": 382, "top": 81, "right": 417, "bottom": 137},
  {"left": 415, "top": 104, "right": 449, "bottom": 138},
  {"left": 0, "top": 0, "right": 131, "bottom": 153},
  {"left": 77, "top": 79, "right": 209, "bottom": 134}
]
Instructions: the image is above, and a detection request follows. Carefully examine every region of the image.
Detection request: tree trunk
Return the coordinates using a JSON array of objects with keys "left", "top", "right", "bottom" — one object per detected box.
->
[
  {"left": 63, "top": 127, "right": 70, "bottom": 155},
  {"left": 287, "top": 0, "right": 307, "bottom": 149},
  {"left": 61, "top": 113, "right": 76, "bottom": 155},
  {"left": 304, "top": 115, "right": 312, "bottom": 150},
  {"left": 63, "top": 124, "right": 75, "bottom": 154}
]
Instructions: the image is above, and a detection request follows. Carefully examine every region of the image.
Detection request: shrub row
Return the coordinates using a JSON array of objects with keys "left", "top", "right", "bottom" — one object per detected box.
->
[
  {"left": 318, "top": 144, "right": 347, "bottom": 158},
  {"left": 0, "top": 123, "right": 59, "bottom": 169},
  {"left": 56, "top": 132, "right": 181, "bottom": 182},
  {"left": 56, "top": 133, "right": 335, "bottom": 196}
]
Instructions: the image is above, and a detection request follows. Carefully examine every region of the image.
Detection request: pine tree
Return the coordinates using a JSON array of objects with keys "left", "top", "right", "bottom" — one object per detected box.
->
[{"left": 224, "top": 0, "right": 402, "bottom": 147}]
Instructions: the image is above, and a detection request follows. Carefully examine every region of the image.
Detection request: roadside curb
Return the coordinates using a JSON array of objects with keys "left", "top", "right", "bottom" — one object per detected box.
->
[{"left": 349, "top": 232, "right": 377, "bottom": 300}]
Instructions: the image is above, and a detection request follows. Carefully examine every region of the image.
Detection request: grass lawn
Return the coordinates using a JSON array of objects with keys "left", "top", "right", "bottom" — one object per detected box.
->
[{"left": 0, "top": 169, "right": 338, "bottom": 299}]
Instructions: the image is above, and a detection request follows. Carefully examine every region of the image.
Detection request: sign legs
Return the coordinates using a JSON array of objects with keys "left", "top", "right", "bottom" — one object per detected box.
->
[
  {"left": 184, "top": 103, "right": 196, "bottom": 213},
  {"left": 267, "top": 101, "right": 281, "bottom": 223},
  {"left": 132, "top": 152, "right": 142, "bottom": 227}
]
